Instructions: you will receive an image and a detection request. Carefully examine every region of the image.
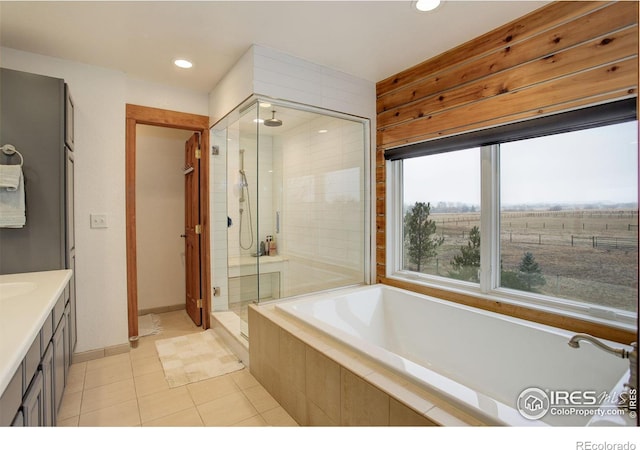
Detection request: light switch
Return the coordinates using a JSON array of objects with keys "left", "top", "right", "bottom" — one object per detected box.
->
[{"left": 90, "top": 214, "right": 108, "bottom": 229}]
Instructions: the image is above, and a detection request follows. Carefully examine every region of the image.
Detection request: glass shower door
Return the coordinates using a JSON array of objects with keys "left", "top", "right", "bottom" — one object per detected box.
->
[{"left": 227, "top": 103, "right": 260, "bottom": 337}]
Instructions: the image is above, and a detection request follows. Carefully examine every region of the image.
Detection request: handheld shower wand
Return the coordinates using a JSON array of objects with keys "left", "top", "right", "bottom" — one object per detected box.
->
[{"left": 238, "top": 149, "right": 253, "bottom": 250}]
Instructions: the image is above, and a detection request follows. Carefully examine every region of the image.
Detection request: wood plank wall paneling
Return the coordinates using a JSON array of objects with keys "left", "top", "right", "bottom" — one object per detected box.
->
[{"left": 375, "top": 1, "right": 639, "bottom": 342}]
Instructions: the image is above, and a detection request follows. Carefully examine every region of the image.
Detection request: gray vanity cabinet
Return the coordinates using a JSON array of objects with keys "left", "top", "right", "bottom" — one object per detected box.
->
[
  {"left": 0, "top": 283, "right": 71, "bottom": 427},
  {"left": 53, "top": 310, "right": 67, "bottom": 413},
  {"left": 0, "top": 66, "right": 77, "bottom": 361},
  {"left": 40, "top": 342, "right": 55, "bottom": 426},
  {"left": 22, "top": 371, "right": 45, "bottom": 426}
]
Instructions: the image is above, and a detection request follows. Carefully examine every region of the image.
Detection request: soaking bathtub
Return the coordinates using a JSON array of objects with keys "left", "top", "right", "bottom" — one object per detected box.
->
[{"left": 275, "top": 284, "right": 635, "bottom": 426}]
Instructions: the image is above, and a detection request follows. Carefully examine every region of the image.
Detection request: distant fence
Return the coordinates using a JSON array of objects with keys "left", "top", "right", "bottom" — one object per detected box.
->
[
  {"left": 500, "top": 233, "right": 638, "bottom": 250},
  {"left": 502, "top": 232, "right": 638, "bottom": 250}
]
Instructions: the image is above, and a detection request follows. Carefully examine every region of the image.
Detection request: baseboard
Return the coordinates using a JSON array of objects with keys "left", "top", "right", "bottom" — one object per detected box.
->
[
  {"left": 138, "top": 304, "right": 184, "bottom": 316},
  {"left": 72, "top": 342, "right": 130, "bottom": 364}
]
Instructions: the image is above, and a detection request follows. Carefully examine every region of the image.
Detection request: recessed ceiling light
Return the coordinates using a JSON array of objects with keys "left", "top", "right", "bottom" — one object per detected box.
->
[
  {"left": 415, "top": 0, "right": 441, "bottom": 12},
  {"left": 259, "top": 102, "right": 272, "bottom": 108},
  {"left": 318, "top": 129, "right": 328, "bottom": 134},
  {"left": 174, "top": 59, "right": 193, "bottom": 69}
]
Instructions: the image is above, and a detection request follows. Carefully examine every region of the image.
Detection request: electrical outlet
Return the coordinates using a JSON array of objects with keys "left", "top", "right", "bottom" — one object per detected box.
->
[{"left": 90, "top": 214, "right": 108, "bottom": 229}]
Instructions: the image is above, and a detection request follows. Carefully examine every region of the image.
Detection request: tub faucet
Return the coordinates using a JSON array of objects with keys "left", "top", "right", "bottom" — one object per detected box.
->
[{"left": 568, "top": 334, "right": 637, "bottom": 405}]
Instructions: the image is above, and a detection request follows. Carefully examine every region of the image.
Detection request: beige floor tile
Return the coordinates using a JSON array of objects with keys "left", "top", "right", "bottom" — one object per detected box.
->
[
  {"left": 129, "top": 339, "right": 160, "bottom": 360},
  {"left": 134, "top": 370, "right": 171, "bottom": 398},
  {"left": 142, "top": 406, "right": 204, "bottom": 427},
  {"left": 85, "top": 352, "right": 131, "bottom": 372},
  {"left": 78, "top": 399, "right": 140, "bottom": 426},
  {"left": 138, "top": 385, "right": 195, "bottom": 423},
  {"left": 242, "top": 384, "right": 280, "bottom": 413},
  {"left": 67, "top": 362, "right": 87, "bottom": 383},
  {"left": 230, "top": 368, "right": 259, "bottom": 390},
  {"left": 57, "top": 390, "right": 82, "bottom": 421},
  {"left": 186, "top": 374, "right": 240, "bottom": 405},
  {"left": 81, "top": 378, "right": 137, "bottom": 414},
  {"left": 232, "top": 414, "right": 268, "bottom": 426},
  {"left": 56, "top": 415, "right": 79, "bottom": 426},
  {"left": 197, "top": 391, "right": 259, "bottom": 426},
  {"left": 261, "top": 406, "right": 299, "bottom": 426},
  {"left": 131, "top": 354, "right": 163, "bottom": 377},
  {"left": 83, "top": 361, "right": 133, "bottom": 390}
]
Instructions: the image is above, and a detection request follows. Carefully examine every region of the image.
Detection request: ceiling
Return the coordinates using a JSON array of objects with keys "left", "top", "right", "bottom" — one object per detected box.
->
[{"left": 0, "top": 1, "right": 548, "bottom": 94}]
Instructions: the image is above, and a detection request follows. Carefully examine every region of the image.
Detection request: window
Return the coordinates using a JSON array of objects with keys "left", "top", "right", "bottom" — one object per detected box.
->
[
  {"left": 388, "top": 103, "right": 638, "bottom": 327},
  {"left": 402, "top": 148, "right": 480, "bottom": 282},
  {"left": 499, "top": 122, "right": 638, "bottom": 313}
]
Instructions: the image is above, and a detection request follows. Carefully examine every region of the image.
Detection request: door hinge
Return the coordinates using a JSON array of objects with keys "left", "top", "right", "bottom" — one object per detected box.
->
[
  {"left": 195, "top": 147, "right": 201, "bottom": 159},
  {"left": 196, "top": 299, "right": 203, "bottom": 309},
  {"left": 195, "top": 224, "right": 202, "bottom": 234}
]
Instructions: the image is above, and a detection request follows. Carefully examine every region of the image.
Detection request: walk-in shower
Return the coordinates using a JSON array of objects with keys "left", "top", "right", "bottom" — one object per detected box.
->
[{"left": 210, "top": 98, "right": 370, "bottom": 336}]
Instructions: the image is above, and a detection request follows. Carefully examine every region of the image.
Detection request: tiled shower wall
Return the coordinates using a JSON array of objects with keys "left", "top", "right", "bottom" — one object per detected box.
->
[{"left": 277, "top": 115, "right": 366, "bottom": 296}]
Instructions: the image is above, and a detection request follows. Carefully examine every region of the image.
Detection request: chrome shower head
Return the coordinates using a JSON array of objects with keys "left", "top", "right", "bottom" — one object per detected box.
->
[{"left": 264, "top": 110, "right": 283, "bottom": 127}]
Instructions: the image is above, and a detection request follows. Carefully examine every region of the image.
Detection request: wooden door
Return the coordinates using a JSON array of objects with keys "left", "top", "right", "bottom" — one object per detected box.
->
[{"left": 184, "top": 133, "right": 202, "bottom": 326}]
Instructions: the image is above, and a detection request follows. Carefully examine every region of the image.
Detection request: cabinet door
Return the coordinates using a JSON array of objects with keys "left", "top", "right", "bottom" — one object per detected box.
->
[
  {"left": 0, "top": 366, "right": 22, "bottom": 426},
  {"left": 23, "top": 371, "right": 44, "bottom": 426},
  {"left": 65, "top": 84, "right": 74, "bottom": 150},
  {"left": 66, "top": 149, "right": 75, "bottom": 253},
  {"left": 11, "top": 409, "right": 24, "bottom": 427},
  {"left": 53, "top": 314, "right": 67, "bottom": 413},
  {"left": 63, "top": 302, "right": 71, "bottom": 379},
  {"left": 40, "top": 343, "right": 55, "bottom": 426},
  {"left": 68, "top": 252, "right": 77, "bottom": 358}
]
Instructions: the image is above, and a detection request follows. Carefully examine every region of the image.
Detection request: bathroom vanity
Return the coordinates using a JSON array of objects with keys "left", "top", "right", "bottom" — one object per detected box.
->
[{"left": 0, "top": 270, "right": 73, "bottom": 426}]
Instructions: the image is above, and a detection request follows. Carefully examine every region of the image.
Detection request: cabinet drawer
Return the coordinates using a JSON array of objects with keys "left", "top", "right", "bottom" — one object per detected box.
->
[
  {"left": 23, "top": 335, "right": 41, "bottom": 394},
  {"left": 52, "top": 292, "right": 65, "bottom": 331},
  {"left": 0, "top": 365, "right": 22, "bottom": 426}
]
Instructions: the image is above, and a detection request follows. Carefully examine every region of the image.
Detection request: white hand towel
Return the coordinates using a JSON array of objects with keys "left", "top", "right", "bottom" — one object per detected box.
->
[
  {"left": 0, "top": 165, "right": 21, "bottom": 191},
  {"left": 0, "top": 167, "right": 26, "bottom": 228}
]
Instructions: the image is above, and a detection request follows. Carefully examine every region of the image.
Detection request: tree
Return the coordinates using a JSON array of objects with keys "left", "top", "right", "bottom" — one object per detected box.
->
[
  {"left": 404, "top": 202, "right": 444, "bottom": 271},
  {"left": 516, "top": 251, "right": 546, "bottom": 291},
  {"left": 449, "top": 225, "right": 480, "bottom": 282}
]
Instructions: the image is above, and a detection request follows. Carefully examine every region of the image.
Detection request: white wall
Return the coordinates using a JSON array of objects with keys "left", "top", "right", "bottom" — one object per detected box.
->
[
  {"left": 1, "top": 47, "right": 208, "bottom": 352},
  {"left": 136, "top": 125, "right": 192, "bottom": 312}
]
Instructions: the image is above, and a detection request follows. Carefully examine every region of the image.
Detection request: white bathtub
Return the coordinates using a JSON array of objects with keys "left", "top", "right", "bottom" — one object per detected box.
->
[{"left": 275, "top": 284, "right": 635, "bottom": 426}]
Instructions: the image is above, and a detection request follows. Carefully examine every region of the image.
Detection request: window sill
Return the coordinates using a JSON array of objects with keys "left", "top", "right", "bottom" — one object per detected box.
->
[{"left": 384, "top": 272, "right": 637, "bottom": 343}]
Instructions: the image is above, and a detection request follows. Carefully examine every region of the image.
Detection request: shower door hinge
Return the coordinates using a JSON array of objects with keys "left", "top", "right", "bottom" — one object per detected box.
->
[
  {"left": 195, "top": 224, "right": 202, "bottom": 234},
  {"left": 196, "top": 299, "right": 203, "bottom": 309},
  {"left": 195, "top": 147, "right": 201, "bottom": 159},
  {"left": 213, "top": 286, "right": 221, "bottom": 297}
]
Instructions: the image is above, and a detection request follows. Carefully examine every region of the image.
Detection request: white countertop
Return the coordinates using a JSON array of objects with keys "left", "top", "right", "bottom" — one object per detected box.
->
[{"left": 0, "top": 269, "right": 72, "bottom": 394}]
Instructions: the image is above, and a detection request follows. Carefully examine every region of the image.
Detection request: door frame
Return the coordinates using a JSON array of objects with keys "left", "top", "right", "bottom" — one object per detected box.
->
[{"left": 125, "top": 104, "right": 211, "bottom": 337}]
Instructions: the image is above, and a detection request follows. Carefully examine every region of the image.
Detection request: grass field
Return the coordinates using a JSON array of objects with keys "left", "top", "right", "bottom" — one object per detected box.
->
[{"left": 410, "top": 209, "right": 638, "bottom": 312}]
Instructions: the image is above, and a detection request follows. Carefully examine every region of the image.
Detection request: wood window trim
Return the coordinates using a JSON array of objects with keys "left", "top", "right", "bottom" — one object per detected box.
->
[{"left": 125, "top": 104, "right": 211, "bottom": 337}]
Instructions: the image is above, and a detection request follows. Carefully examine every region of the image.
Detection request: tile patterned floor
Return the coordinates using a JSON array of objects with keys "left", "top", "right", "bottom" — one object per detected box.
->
[{"left": 57, "top": 310, "right": 297, "bottom": 427}]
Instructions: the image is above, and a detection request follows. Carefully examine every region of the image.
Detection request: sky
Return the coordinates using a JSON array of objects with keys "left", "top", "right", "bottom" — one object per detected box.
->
[{"left": 403, "top": 121, "right": 638, "bottom": 207}]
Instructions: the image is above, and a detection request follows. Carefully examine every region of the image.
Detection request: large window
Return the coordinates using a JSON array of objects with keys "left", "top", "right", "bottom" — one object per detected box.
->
[
  {"left": 402, "top": 148, "right": 480, "bottom": 282},
  {"left": 390, "top": 111, "right": 638, "bottom": 327}
]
